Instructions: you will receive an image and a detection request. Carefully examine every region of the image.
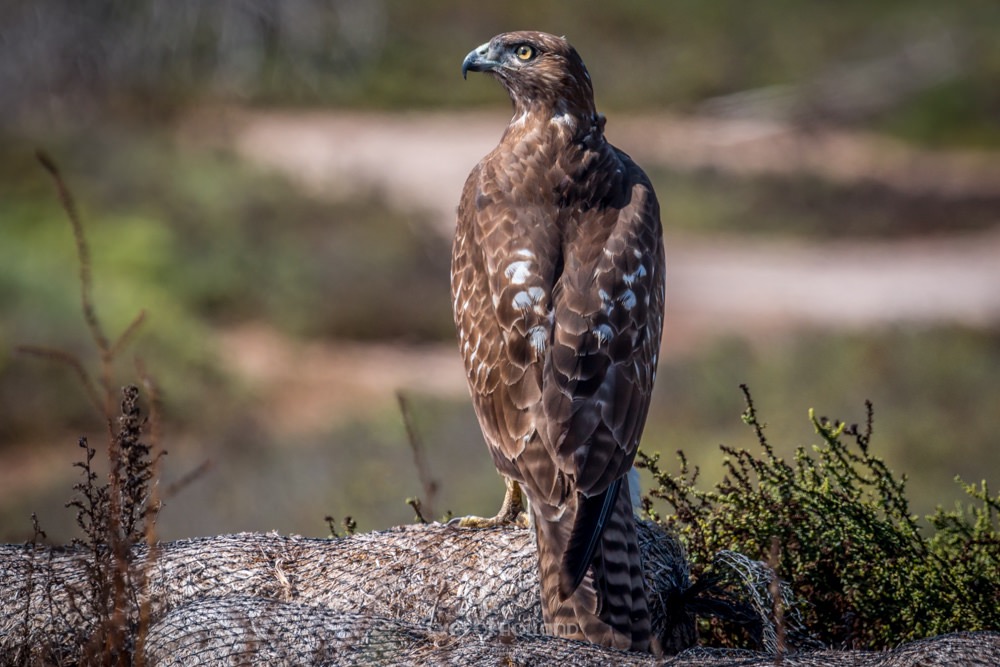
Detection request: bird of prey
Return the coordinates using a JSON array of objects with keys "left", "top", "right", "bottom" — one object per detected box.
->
[{"left": 451, "top": 31, "right": 665, "bottom": 651}]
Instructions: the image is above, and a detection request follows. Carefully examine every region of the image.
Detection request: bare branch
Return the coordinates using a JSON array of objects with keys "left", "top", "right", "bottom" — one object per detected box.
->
[
  {"left": 396, "top": 391, "right": 439, "bottom": 520},
  {"left": 16, "top": 345, "right": 104, "bottom": 416}
]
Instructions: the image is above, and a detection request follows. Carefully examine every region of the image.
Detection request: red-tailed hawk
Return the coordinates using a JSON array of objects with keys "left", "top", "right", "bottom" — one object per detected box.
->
[{"left": 452, "top": 31, "right": 664, "bottom": 652}]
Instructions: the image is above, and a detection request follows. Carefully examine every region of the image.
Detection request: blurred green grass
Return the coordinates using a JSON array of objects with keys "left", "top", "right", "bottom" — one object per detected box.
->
[
  {"left": 5, "top": 325, "right": 996, "bottom": 541},
  {"left": 381, "top": 327, "right": 1000, "bottom": 532},
  {"left": 651, "top": 167, "right": 1000, "bottom": 237},
  {"left": 2, "top": 122, "right": 998, "bottom": 541},
  {"left": 0, "top": 127, "right": 450, "bottom": 440},
  {"left": 3, "top": 121, "right": 993, "bottom": 444},
  {"left": 641, "top": 326, "right": 1000, "bottom": 522},
  {"left": 0, "top": 130, "right": 451, "bottom": 338}
]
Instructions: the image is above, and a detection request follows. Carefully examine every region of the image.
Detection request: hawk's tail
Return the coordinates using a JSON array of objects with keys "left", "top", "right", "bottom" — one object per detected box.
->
[{"left": 533, "top": 475, "right": 652, "bottom": 653}]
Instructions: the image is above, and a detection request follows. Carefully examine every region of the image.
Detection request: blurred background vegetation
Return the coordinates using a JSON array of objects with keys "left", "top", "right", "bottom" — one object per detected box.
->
[{"left": 1, "top": 0, "right": 998, "bottom": 545}]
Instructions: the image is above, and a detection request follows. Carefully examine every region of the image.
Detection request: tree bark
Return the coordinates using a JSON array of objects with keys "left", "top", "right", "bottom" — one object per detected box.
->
[{"left": 1, "top": 522, "right": 996, "bottom": 665}]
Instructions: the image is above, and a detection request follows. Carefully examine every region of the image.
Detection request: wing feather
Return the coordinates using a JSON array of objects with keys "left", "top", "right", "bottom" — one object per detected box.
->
[
  {"left": 545, "top": 150, "right": 664, "bottom": 497},
  {"left": 453, "top": 31, "right": 660, "bottom": 652},
  {"left": 453, "top": 124, "right": 663, "bottom": 606}
]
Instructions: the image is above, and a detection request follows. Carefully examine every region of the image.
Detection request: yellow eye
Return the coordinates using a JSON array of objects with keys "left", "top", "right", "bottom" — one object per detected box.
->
[{"left": 515, "top": 45, "right": 535, "bottom": 61}]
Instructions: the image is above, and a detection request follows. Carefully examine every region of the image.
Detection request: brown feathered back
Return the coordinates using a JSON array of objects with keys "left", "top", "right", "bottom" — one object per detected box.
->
[{"left": 453, "top": 31, "right": 665, "bottom": 652}]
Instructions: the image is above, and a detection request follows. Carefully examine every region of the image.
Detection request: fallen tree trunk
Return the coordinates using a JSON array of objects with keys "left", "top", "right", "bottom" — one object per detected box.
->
[
  {"left": 2, "top": 521, "right": 692, "bottom": 662},
  {"left": 2, "top": 522, "right": 997, "bottom": 665},
  {"left": 145, "top": 602, "right": 999, "bottom": 667}
]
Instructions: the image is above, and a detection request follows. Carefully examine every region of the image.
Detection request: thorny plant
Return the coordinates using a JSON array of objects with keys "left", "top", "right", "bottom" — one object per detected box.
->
[
  {"left": 15, "top": 153, "right": 167, "bottom": 667},
  {"left": 639, "top": 384, "right": 1000, "bottom": 651},
  {"left": 65, "top": 388, "right": 162, "bottom": 666}
]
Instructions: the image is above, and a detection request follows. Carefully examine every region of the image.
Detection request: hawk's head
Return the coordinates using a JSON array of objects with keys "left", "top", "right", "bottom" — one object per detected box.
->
[{"left": 462, "top": 31, "right": 596, "bottom": 118}]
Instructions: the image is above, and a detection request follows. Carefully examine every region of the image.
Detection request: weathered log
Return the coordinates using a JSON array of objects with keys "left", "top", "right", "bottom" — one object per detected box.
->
[
  {"left": 1, "top": 521, "right": 691, "bottom": 662},
  {"left": 2, "top": 522, "right": 997, "bottom": 665},
  {"left": 144, "top": 601, "right": 1000, "bottom": 667}
]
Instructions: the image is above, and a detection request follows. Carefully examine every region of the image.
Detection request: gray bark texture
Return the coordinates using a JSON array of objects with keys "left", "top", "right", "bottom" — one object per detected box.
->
[{"left": 1, "top": 521, "right": 997, "bottom": 665}]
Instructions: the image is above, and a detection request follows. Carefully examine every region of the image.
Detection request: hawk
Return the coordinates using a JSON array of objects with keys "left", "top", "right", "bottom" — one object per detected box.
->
[{"left": 452, "top": 31, "right": 665, "bottom": 652}]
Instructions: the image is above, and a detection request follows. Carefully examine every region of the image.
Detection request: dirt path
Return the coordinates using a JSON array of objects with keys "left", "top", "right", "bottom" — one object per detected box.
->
[
  {"left": 217, "top": 228, "right": 1000, "bottom": 434},
  {"left": 184, "top": 108, "right": 1000, "bottom": 331},
  {"left": 183, "top": 108, "right": 1000, "bottom": 236},
  {"left": 181, "top": 109, "right": 1000, "bottom": 429}
]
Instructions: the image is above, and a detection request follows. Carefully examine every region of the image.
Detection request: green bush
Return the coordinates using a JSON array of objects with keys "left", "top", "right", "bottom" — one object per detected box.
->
[{"left": 639, "top": 385, "right": 1000, "bottom": 649}]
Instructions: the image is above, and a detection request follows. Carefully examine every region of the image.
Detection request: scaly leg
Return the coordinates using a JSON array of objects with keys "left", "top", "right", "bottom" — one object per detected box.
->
[{"left": 449, "top": 476, "right": 529, "bottom": 528}]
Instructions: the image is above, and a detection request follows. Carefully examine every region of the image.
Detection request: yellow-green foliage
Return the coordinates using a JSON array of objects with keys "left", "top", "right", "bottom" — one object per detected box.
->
[{"left": 639, "top": 385, "right": 1000, "bottom": 649}]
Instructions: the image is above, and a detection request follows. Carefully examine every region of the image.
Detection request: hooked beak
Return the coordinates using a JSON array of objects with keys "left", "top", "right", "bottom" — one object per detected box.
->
[{"left": 462, "top": 41, "right": 501, "bottom": 79}]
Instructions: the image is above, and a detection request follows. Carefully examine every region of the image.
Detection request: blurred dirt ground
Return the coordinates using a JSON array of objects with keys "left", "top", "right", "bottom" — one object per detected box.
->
[
  {"left": 191, "top": 108, "right": 1000, "bottom": 426},
  {"left": 3, "top": 109, "right": 999, "bottom": 541}
]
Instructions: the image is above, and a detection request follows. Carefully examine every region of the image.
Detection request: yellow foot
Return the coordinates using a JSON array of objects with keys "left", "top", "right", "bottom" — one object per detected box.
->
[
  {"left": 448, "top": 511, "right": 530, "bottom": 529},
  {"left": 448, "top": 478, "right": 530, "bottom": 529}
]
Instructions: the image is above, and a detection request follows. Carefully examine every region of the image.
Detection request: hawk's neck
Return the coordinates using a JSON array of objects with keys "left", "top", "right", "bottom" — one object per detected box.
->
[{"left": 501, "top": 98, "right": 606, "bottom": 151}]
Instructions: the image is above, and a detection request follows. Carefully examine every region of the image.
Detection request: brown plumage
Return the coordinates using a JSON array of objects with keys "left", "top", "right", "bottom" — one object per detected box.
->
[{"left": 452, "top": 31, "right": 665, "bottom": 652}]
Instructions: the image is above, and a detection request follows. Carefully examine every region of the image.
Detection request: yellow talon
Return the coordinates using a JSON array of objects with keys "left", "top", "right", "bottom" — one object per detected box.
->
[{"left": 449, "top": 477, "right": 529, "bottom": 528}]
